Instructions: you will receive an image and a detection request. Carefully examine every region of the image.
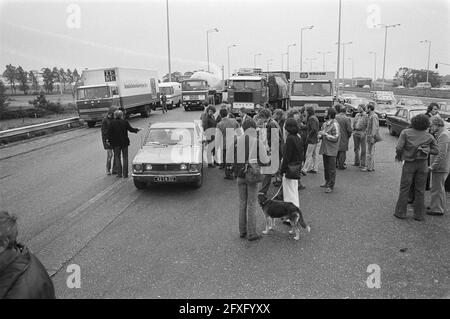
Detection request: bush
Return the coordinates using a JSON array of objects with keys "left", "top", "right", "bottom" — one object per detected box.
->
[{"left": 28, "top": 91, "right": 64, "bottom": 114}]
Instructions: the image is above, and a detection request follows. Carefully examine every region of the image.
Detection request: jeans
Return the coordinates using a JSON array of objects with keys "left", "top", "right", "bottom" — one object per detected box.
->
[
  {"left": 237, "top": 177, "right": 258, "bottom": 237},
  {"left": 336, "top": 151, "right": 347, "bottom": 168},
  {"left": 353, "top": 132, "right": 366, "bottom": 167},
  {"left": 259, "top": 174, "right": 273, "bottom": 195},
  {"left": 113, "top": 146, "right": 129, "bottom": 177},
  {"left": 303, "top": 143, "right": 319, "bottom": 172},
  {"left": 395, "top": 159, "right": 428, "bottom": 219},
  {"left": 106, "top": 149, "right": 114, "bottom": 173},
  {"left": 429, "top": 171, "right": 449, "bottom": 214},
  {"left": 323, "top": 155, "right": 336, "bottom": 189},
  {"left": 367, "top": 142, "right": 376, "bottom": 170}
]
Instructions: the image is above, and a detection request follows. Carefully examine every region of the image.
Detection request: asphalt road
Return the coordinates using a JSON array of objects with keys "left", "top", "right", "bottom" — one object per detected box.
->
[{"left": 1, "top": 105, "right": 449, "bottom": 299}]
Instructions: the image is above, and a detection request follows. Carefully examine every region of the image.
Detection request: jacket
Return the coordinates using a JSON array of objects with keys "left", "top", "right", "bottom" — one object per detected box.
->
[
  {"left": 216, "top": 117, "right": 239, "bottom": 148},
  {"left": 319, "top": 119, "right": 340, "bottom": 157},
  {"left": 396, "top": 128, "right": 438, "bottom": 162},
  {"left": 335, "top": 113, "right": 353, "bottom": 151},
  {"left": 231, "top": 134, "right": 270, "bottom": 179},
  {"left": 306, "top": 115, "right": 320, "bottom": 144},
  {"left": 0, "top": 244, "right": 55, "bottom": 299},
  {"left": 280, "top": 133, "right": 304, "bottom": 175},
  {"left": 366, "top": 113, "right": 380, "bottom": 143},
  {"left": 430, "top": 129, "right": 450, "bottom": 172},
  {"left": 353, "top": 112, "right": 369, "bottom": 133},
  {"left": 107, "top": 119, "right": 139, "bottom": 148},
  {"left": 101, "top": 116, "right": 113, "bottom": 150}
]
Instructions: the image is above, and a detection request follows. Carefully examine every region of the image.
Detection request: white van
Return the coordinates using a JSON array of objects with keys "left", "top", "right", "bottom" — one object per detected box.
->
[{"left": 158, "top": 82, "right": 182, "bottom": 109}]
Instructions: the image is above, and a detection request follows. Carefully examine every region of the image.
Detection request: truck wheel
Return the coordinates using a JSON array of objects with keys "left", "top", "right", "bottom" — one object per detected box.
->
[
  {"left": 133, "top": 179, "right": 147, "bottom": 189},
  {"left": 141, "top": 105, "right": 151, "bottom": 118},
  {"left": 87, "top": 121, "right": 96, "bottom": 128}
]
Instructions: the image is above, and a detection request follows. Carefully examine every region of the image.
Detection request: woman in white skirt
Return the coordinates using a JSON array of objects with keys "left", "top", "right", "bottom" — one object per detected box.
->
[{"left": 280, "top": 118, "right": 305, "bottom": 208}]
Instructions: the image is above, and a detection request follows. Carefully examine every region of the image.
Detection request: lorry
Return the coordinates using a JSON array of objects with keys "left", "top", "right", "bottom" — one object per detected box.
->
[
  {"left": 76, "top": 67, "right": 159, "bottom": 127},
  {"left": 181, "top": 71, "right": 224, "bottom": 111},
  {"left": 289, "top": 72, "right": 336, "bottom": 121},
  {"left": 227, "top": 68, "right": 289, "bottom": 115},
  {"left": 158, "top": 82, "right": 182, "bottom": 109}
]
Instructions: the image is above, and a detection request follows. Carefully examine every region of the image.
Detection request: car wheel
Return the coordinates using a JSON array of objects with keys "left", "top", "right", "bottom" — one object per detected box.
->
[
  {"left": 388, "top": 125, "right": 396, "bottom": 136},
  {"left": 133, "top": 179, "right": 146, "bottom": 189},
  {"left": 87, "top": 121, "right": 96, "bottom": 128}
]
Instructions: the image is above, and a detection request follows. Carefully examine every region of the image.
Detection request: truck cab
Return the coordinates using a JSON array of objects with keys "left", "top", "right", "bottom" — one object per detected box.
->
[
  {"left": 182, "top": 79, "right": 216, "bottom": 111},
  {"left": 76, "top": 84, "right": 120, "bottom": 127},
  {"left": 227, "top": 76, "right": 268, "bottom": 115}
]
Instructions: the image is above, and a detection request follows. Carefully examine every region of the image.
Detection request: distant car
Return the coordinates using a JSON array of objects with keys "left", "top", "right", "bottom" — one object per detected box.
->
[
  {"left": 344, "top": 97, "right": 372, "bottom": 116},
  {"left": 395, "top": 98, "right": 424, "bottom": 108},
  {"left": 363, "top": 85, "right": 371, "bottom": 89},
  {"left": 386, "top": 107, "right": 427, "bottom": 136},
  {"left": 374, "top": 102, "right": 398, "bottom": 125},
  {"left": 396, "top": 85, "right": 405, "bottom": 89},
  {"left": 131, "top": 121, "right": 205, "bottom": 189},
  {"left": 344, "top": 84, "right": 351, "bottom": 88}
]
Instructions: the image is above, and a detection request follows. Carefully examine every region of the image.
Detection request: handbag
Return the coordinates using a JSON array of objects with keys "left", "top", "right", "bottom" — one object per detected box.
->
[
  {"left": 285, "top": 161, "right": 302, "bottom": 179},
  {"left": 244, "top": 138, "right": 264, "bottom": 184}
]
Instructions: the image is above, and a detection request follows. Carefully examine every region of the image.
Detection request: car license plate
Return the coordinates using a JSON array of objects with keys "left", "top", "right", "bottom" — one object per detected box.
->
[{"left": 154, "top": 176, "right": 176, "bottom": 182}]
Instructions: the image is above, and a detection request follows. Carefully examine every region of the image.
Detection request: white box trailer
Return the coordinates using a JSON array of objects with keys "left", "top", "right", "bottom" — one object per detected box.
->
[{"left": 76, "top": 67, "right": 159, "bottom": 127}]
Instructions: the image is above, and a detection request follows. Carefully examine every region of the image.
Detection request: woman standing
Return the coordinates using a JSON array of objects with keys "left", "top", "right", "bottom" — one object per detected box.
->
[
  {"left": 101, "top": 107, "right": 116, "bottom": 175},
  {"left": 280, "top": 118, "right": 304, "bottom": 208}
]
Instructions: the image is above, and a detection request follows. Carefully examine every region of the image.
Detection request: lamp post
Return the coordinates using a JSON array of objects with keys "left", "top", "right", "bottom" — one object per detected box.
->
[
  {"left": 287, "top": 43, "right": 296, "bottom": 72},
  {"left": 300, "top": 25, "right": 314, "bottom": 72},
  {"left": 369, "top": 51, "right": 377, "bottom": 83},
  {"left": 206, "top": 28, "right": 219, "bottom": 72},
  {"left": 165, "top": 0, "right": 172, "bottom": 82},
  {"left": 376, "top": 23, "right": 401, "bottom": 89},
  {"left": 267, "top": 59, "right": 274, "bottom": 72},
  {"left": 420, "top": 40, "right": 431, "bottom": 83},
  {"left": 227, "top": 44, "right": 237, "bottom": 78},
  {"left": 336, "top": 0, "right": 342, "bottom": 96},
  {"left": 336, "top": 41, "right": 353, "bottom": 86},
  {"left": 253, "top": 53, "right": 262, "bottom": 68},
  {"left": 317, "top": 51, "right": 331, "bottom": 71}
]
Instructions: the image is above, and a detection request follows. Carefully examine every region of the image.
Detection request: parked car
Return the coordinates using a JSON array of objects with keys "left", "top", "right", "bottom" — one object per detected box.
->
[
  {"left": 395, "top": 98, "right": 424, "bottom": 108},
  {"left": 363, "top": 85, "right": 370, "bottom": 89},
  {"left": 131, "top": 121, "right": 205, "bottom": 189},
  {"left": 386, "top": 107, "right": 427, "bottom": 136},
  {"left": 344, "top": 97, "right": 373, "bottom": 116},
  {"left": 396, "top": 85, "right": 405, "bottom": 89},
  {"left": 374, "top": 102, "right": 398, "bottom": 125},
  {"left": 436, "top": 101, "right": 450, "bottom": 120}
]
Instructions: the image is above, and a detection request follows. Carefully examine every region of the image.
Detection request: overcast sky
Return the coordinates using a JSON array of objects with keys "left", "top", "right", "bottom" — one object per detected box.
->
[{"left": 0, "top": 0, "right": 449, "bottom": 80}]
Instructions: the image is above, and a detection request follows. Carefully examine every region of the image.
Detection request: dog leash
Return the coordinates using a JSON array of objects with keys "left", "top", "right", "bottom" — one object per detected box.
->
[{"left": 270, "top": 185, "right": 283, "bottom": 201}]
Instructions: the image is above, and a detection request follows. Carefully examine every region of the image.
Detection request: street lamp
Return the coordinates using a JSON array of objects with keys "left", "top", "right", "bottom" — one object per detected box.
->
[
  {"left": 369, "top": 51, "right": 377, "bottom": 83},
  {"left": 266, "top": 59, "right": 274, "bottom": 72},
  {"left": 317, "top": 51, "right": 332, "bottom": 71},
  {"left": 305, "top": 58, "right": 316, "bottom": 71},
  {"left": 287, "top": 43, "right": 296, "bottom": 72},
  {"left": 206, "top": 27, "right": 219, "bottom": 72},
  {"left": 376, "top": 23, "right": 401, "bottom": 89},
  {"left": 165, "top": 0, "right": 172, "bottom": 82},
  {"left": 336, "top": 41, "right": 353, "bottom": 85},
  {"left": 300, "top": 25, "right": 314, "bottom": 72},
  {"left": 420, "top": 40, "right": 432, "bottom": 83},
  {"left": 227, "top": 44, "right": 237, "bottom": 78},
  {"left": 336, "top": 0, "right": 342, "bottom": 95},
  {"left": 254, "top": 53, "right": 262, "bottom": 68}
]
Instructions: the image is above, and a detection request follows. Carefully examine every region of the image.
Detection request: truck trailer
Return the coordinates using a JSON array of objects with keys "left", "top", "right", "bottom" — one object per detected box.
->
[{"left": 76, "top": 67, "right": 159, "bottom": 127}]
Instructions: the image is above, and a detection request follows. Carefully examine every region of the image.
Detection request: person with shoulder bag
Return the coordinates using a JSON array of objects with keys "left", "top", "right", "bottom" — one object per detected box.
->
[
  {"left": 230, "top": 118, "right": 270, "bottom": 241},
  {"left": 280, "top": 118, "right": 304, "bottom": 208},
  {"left": 363, "top": 102, "right": 381, "bottom": 172}
]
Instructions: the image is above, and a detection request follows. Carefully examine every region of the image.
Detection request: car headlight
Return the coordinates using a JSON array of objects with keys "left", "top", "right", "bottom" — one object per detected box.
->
[
  {"left": 189, "top": 164, "right": 199, "bottom": 172},
  {"left": 133, "top": 164, "right": 143, "bottom": 173},
  {"left": 382, "top": 113, "right": 386, "bottom": 118},
  {"left": 180, "top": 164, "right": 188, "bottom": 170},
  {"left": 144, "top": 164, "right": 152, "bottom": 171}
]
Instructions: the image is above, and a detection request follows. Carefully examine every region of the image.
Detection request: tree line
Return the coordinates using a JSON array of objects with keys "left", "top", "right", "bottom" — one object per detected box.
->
[
  {"left": 394, "top": 67, "right": 442, "bottom": 88},
  {"left": 2, "top": 64, "right": 81, "bottom": 95}
]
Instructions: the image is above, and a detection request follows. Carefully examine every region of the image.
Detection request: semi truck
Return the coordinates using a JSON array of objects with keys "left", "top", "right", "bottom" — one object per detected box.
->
[
  {"left": 227, "top": 68, "right": 289, "bottom": 115},
  {"left": 76, "top": 67, "right": 159, "bottom": 127},
  {"left": 181, "top": 71, "right": 223, "bottom": 111},
  {"left": 289, "top": 72, "right": 336, "bottom": 121}
]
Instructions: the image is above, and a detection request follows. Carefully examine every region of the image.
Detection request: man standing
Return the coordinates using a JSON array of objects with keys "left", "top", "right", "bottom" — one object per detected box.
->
[
  {"left": 238, "top": 107, "right": 251, "bottom": 125},
  {"left": 427, "top": 117, "right": 450, "bottom": 216},
  {"left": 107, "top": 110, "right": 140, "bottom": 178},
  {"left": 318, "top": 107, "right": 340, "bottom": 193},
  {"left": 161, "top": 93, "right": 168, "bottom": 113},
  {"left": 335, "top": 104, "right": 352, "bottom": 170},
  {"left": 352, "top": 104, "right": 369, "bottom": 169},
  {"left": 363, "top": 102, "right": 380, "bottom": 172},
  {"left": 101, "top": 107, "right": 117, "bottom": 175},
  {"left": 0, "top": 211, "right": 55, "bottom": 299},
  {"left": 216, "top": 108, "right": 239, "bottom": 177},
  {"left": 202, "top": 105, "right": 218, "bottom": 167},
  {"left": 302, "top": 106, "right": 320, "bottom": 174}
]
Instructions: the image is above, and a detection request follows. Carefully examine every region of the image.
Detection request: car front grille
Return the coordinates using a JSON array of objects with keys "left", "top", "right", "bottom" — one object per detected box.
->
[{"left": 150, "top": 164, "right": 182, "bottom": 171}]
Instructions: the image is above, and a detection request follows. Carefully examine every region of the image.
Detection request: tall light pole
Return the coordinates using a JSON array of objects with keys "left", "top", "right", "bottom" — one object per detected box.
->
[
  {"left": 166, "top": 0, "right": 172, "bottom": 82},
  {"left": 305, "top": 58, "right": 316, "bottom": 71},
  {"left": 267, "top": 59, "right": 274, "bottom": 72},
  {"left": 317, "top": 51, "right": 331, "bottom": 71},
  {"left": 420, "top": 40, "right": 431, "bottom": 83},
  {"left": 336, "top": 0, "right": 342, "bottom": 96},
  {"left": 346, "top": 58, "right": 354, "bottom": 85},
  {"left": 227, "top": 44, "right": 237, "bottom": 78},
  {"left": 287, "top": 43, "right": 296, "bottom": 72},
  {"left": 300, "top": 25, "right": 314, "bottom": 72},
  {"left": 336, "top": 41, "right": 353, "bottom": 85},
  {"left": 206, "top": 27, "right": 219, "bottom": 72},
  {"left": 369, "top": 51, "right": 377, "bottom": 83},
  {"left": 376, "top": 23, "right": 400, "bottom": 89},
  {"left": 254, "top": 53, "right": 262, "bottom": 68}
]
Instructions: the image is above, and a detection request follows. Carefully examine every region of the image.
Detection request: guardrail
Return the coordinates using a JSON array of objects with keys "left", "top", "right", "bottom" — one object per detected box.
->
[{"left": 0, "top": 117, "right": 83, "bottom": 144}]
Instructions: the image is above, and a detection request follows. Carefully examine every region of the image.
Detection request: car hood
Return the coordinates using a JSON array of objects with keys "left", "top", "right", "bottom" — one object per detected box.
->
[{"left": 133, "top": 145, "right": 202, "bottom": 164}]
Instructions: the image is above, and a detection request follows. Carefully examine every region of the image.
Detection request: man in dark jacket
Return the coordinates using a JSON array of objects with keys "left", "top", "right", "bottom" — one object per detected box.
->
[
  {"left": 202, "top": 105, "right": 218, "bottom": 167},
  {"left": 107, "top": 110, "right": 140, "bottom": 178},
  {"left": 101, "top": 107, "right": 117, "bottom": 175},
  {"left": 0, "top": 211, "right": 55, "bottom": 299},
  {"left": 335, "top": 104, "right": 353, "bottom": 169}
]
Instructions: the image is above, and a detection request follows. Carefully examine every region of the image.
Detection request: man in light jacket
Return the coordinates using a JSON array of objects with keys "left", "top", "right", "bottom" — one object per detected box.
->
[{"left": 427, "top": 117, "right": 450, "bottom": 216}]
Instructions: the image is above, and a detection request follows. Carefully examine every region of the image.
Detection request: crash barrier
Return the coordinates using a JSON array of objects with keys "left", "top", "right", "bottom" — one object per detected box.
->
[
  {"left": 0, "top": 117, "right": 83, "bottom": 145},
  {"left": 343, "top": 87, "right": 450, "bottom": 100}
]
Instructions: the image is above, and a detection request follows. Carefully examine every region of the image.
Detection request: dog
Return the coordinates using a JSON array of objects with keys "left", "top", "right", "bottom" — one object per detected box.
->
[{"left": 257, "top": 193, "right": 311, "bottom": 241}]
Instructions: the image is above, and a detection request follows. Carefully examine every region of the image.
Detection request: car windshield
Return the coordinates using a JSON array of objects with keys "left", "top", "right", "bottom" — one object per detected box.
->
[
  {"left": 348, "top": 98, "right": 368, "bottom": 106},
  {"left": 376, "top": 103, "right": 396, "bottom": 111},
  {"left": 145, "top": 128, "right": 195, "bottom": 146},
  {"left": 160, "top": 87, "right": 174, "bottom": 95},
  {"left": 409, "top": 110, "right": 426, "bottom": 120},
  {"left": 77, "top": 86, "right": 110, "bottom": 100},
  {"left": 291, "top": 82, "right": 332, "bottom": 96},
  {"left": 228, "top": 80, "right": 262, "bottom": 90},
  {"left": 182, "top": 80, "right": 207, "bottom": 90}
]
